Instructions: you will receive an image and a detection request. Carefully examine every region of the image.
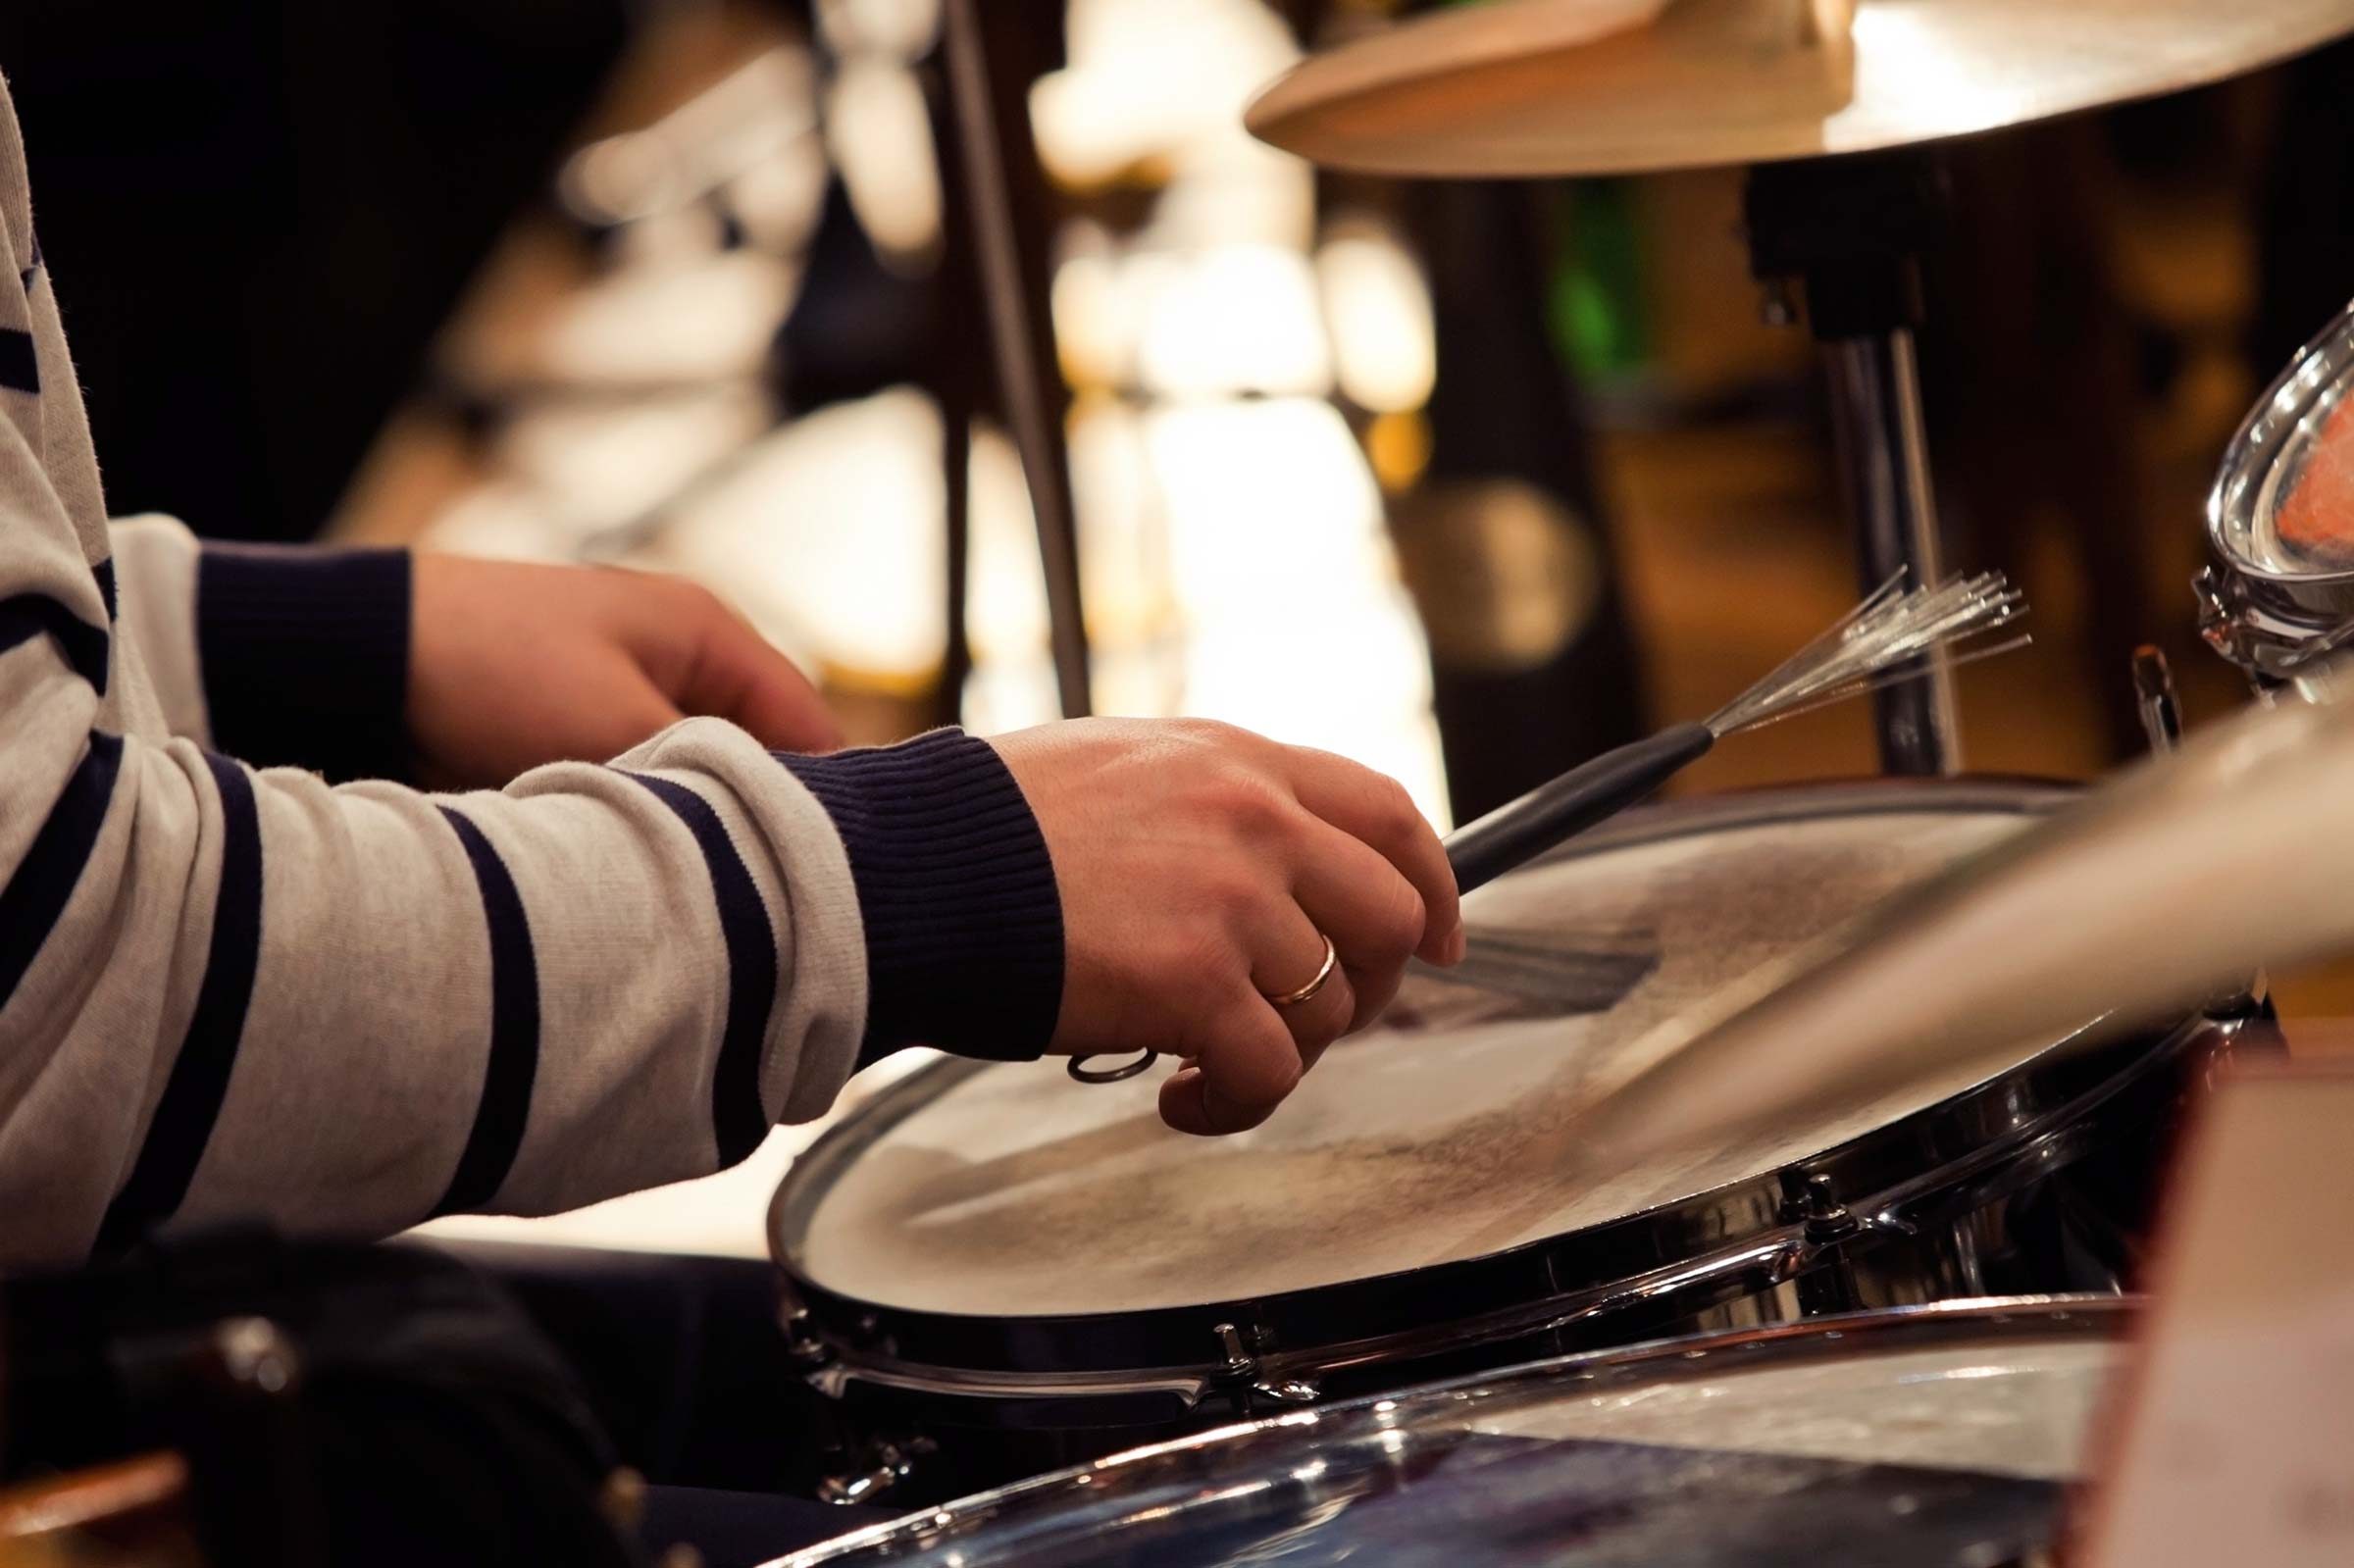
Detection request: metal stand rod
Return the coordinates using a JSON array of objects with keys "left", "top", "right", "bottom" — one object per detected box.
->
[
  {"left": 1818, "top": 328, "right": 1959, "bottom": 775},
  {"left": 1745, "top": 149, "right": 1960, "bottom": 777},
  {"left": 940, "top": 0, "right": 1092, "bottom": 718}
]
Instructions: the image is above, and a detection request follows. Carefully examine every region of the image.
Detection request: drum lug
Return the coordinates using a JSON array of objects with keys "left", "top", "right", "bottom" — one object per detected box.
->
[
  {"left": 781, "top": 1305, "right": 838, "bottom": 1372},
  {"left": 1783, "top": 1170, "right": 1860, "bottom": 1242},
  {"left": 1209, "top": 1321, "right": 1313, "bottom": 1410},
  {"left": 1214, "top": 1321, "right": 1258, "bottom": 1379},
  {"left": 817, "top": 1435, "right": 936, "bottom": 1506},
  {"left": 1779, "top": 1170, "right": 1867, "bottom": 1314}
]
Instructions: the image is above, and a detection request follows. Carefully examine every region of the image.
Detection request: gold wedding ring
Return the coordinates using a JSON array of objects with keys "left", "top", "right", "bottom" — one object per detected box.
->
[{"left": 1264, "top": 935, "right": 1339, "bottom": 1008}]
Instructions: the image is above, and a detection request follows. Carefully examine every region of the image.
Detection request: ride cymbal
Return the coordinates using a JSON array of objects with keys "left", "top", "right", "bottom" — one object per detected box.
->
[{"left": 1247, "top": 0, "right": 2354, "bottom": 177}]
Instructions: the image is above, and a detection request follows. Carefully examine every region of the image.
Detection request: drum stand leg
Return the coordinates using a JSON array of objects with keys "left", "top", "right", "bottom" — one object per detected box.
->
[{"left": 1747, "top": 152, "right": 1960, "bottom": 777}]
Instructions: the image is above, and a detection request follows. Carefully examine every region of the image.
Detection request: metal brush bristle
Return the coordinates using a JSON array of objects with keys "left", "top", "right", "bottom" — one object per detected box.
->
[{"left": 1705, "top": 571, "right": 2028, "bottom": 737}]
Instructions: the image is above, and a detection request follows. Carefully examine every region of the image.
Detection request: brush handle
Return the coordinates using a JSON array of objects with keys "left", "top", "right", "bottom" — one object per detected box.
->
[{"left": 1443, "top": 722, "right": 1716, "bottom": 896}]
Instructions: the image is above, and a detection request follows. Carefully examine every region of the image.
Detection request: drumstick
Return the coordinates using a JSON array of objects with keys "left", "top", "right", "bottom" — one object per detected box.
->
[
  {"left": 1444, "top": 572, "right": 2027, "bottom": 894},
  {"left": 1571, "top": 659, "right": 2354, "bottom": 1166}
]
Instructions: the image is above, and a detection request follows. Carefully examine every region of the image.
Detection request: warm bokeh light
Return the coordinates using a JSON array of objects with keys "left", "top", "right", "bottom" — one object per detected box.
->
[
  {"left": 814, "top": 0, "right": 943, "bottom": 61},
  {"left": 559, "top": 47, "right": 818, "bottom": 228},
  {"left": 825, "top": 55, "right": 944, "bottom": 268},
  {"left": 1366, "top": 409, "right": 1434, "bottom": 494},
  {"left": 1150, "top": 397, "right": 1449, "bottom": 825},
  {"left": 537, "top": 252, "right": 799, "bottom": 386},
  {"left": 1138, "top": 244, "right": 1334, "bottom": 398},
  {"left": 656, "top": 386, "right": 948, "bottom": 683},
  {"left": 1317, "top": 222, "right": 1439, "bottom": 414},
  {"left": 1030, "top": 0, "right": 1299, "bottom": 189}
]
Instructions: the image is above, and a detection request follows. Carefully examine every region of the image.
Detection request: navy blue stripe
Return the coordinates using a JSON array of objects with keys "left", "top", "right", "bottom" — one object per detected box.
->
[
  {"left": 95, "top": 753, "right": 265, "bottom": 1254},
  {"left": 93, "top": 558, "right": 117, "bottom": 624},
  {"left": 197, "top": 547, "right": 410, "bottom": 784},
  {"left": 0, "top": 731, "right": 124, "bottom": 1009},
  {"left": 0, "top": 329, "right": 35, "bottom": 394},
  {"left": 434, "top": 807, "right": 540, "bottom": 1215},
  {"left": 0, "top": 591, "right": 109, "bottom": 691},
  {"left": 623, "top": 773, "right": 777, "bottom": 1165}
]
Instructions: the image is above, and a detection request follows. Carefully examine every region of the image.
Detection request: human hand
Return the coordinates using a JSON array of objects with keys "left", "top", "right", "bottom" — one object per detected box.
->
[
  {"left": 408, "top": 554, "right": 842, "bottom": 787},
  {"left": 991, "top": 718, "right": 1464, "bottom": 1137}
]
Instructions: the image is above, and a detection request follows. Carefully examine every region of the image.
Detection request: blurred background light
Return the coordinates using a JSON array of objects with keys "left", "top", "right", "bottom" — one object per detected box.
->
[{"left": 1317, "top": 221, "right": 1440, "bottom": 415}]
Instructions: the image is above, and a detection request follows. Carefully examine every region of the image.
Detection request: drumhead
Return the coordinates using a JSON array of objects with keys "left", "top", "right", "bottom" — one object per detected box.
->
[
  {"left": 784, "top": 1297, "right": 2130, "bottom": 1566},
  {"left": 779, "top": 787, "right": 2056, "bottom": 1319}
]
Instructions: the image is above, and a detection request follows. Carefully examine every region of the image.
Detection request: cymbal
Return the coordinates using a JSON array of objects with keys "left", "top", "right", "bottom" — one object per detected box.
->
[
  {"left": 1247, "top": 0, "right": 2354, "bottom": 178},
  {"left": 1570, "top": 656, "right": 2354, "bottom": 1172}
]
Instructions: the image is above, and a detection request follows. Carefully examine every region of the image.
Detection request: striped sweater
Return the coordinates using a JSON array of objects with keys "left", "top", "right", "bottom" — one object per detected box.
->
[{"left": 0, "top": 75, "right": 1062, "bottom": 1268}]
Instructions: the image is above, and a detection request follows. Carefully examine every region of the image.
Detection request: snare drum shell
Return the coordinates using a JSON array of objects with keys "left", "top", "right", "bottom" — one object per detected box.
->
[{"left": 772, "top": 783, "right": 2264, "bottom": 1504}]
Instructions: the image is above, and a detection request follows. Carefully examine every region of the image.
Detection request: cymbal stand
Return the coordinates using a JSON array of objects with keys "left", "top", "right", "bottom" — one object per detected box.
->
[
  {"left": 1745, "top": 150, "right": 1959, "bottom": 776},
  {"left": 939, "top": 0, "right": 1093, "bottom": 719}
]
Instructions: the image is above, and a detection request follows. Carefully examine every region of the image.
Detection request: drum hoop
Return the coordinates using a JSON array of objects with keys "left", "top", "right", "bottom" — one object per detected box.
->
[
  {"left": 778, "top": 1293, "right": 2140, "bottom": 1567},
  {"left": 771, "top": 780, "right": 2175, "bottom": 1388}
]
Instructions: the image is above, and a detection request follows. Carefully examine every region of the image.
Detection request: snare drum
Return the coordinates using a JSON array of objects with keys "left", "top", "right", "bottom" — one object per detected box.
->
[
  {"left": 781, "top": 1295, "right": 2135, "bottom": 1567},
  {"left": 771, "top": 784, "right": 2253, "bottom": 1503}
]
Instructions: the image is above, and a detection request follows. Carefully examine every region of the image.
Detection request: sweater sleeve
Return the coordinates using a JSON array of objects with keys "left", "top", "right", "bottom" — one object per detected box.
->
[
  {"left": 105, "top": 515, "right": 209, "bottom": 743},
  {"left": 104, "top": 514, "right": 415, "bottom": 783},
  {"left": 0, "top": 406, "right": 895, "bottom": 1264}
]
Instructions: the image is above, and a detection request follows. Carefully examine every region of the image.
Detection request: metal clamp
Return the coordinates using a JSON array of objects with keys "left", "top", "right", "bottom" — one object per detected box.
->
[{"left": 2194, "top": 564, "right": 2354, "bottom": 682}]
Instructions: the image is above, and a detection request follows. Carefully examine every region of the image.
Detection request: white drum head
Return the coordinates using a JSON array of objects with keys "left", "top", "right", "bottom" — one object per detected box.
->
[{"left": 791, "top": 799, "right": 2035, "bottom": 1316}]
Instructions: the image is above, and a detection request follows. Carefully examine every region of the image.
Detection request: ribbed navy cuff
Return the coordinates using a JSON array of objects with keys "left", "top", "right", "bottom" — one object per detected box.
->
[
  {"left": 197, "top": 544, "right": 413, "bottom": 784},
  {"left": 778, "top": 730, "right": 1063, "bottom": 1068}
]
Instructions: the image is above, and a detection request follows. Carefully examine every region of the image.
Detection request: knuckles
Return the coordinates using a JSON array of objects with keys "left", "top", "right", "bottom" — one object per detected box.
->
[
  {"left": 1193, "top": 865, "right": 1267, "bottom": 926},
  {"left": 1200, "top": 770, "right": 1295, "bottom": 844}
]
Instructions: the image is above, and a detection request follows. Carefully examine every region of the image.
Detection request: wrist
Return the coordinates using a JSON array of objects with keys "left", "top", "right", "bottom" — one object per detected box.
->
[{"left": 777, "top": 729, "right": 1063, "bottom": 1066}]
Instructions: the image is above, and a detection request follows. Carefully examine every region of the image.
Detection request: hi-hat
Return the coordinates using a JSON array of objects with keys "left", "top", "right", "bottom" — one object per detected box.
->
[{"left": 1247, "top": 0, "right": 2354, "bottom": 178}]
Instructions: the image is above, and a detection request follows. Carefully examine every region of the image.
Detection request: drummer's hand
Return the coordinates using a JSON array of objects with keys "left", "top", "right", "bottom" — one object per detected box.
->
[
  {"left": 992, "top": 718, "right": 1466, "bottom": 1136},
  {"left": 409, "top": 553, "right": 844, "bottom": 787}
]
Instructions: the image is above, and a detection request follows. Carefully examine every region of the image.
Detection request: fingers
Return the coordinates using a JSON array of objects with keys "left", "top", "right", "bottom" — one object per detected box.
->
[
  {"left": 1280, "top": 748, "right": 1461, "bottom": 963},
  {"left": 1248, "top": 900, "right": 1356, "bottom": 1071},
  {"left": 686, "top": 608, "right": 845, "bottom": 753},
  {"left": 1291, "top": 817, "right": 1427, "bottom": 1033},
  {"left": 1159, "top": 989, "right": 1301, "bottom": 1136}
]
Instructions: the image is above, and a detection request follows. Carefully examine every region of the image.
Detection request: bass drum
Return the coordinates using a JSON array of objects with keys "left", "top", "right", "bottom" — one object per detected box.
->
[
  {"left": 781, "top": 1296, "right": 2137, "bottom": 1567},
  {"left": 770, "top": 783, "right": 2257, "bottom": 1503}
]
